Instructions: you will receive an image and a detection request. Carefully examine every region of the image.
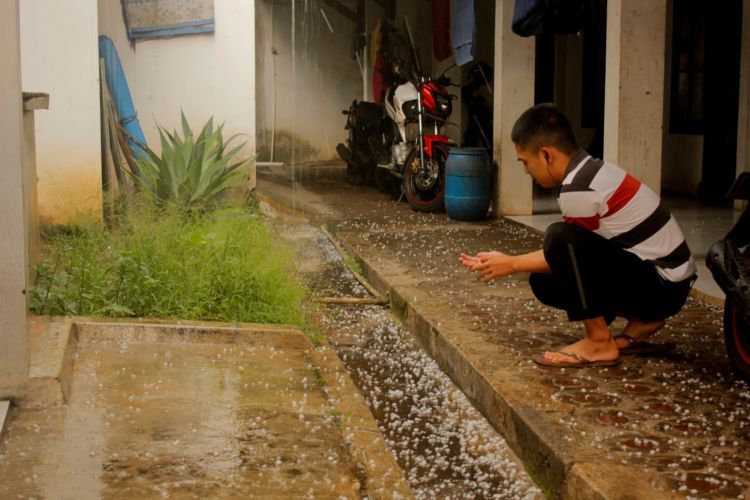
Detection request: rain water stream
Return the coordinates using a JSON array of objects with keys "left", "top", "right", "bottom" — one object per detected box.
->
[{"left": 276, "top": 214, "right": 541, "bottom": 499}]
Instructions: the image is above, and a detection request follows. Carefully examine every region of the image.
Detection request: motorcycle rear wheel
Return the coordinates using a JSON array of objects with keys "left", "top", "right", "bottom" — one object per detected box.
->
[
  {"left": 724, "top": 297, "right": 750, "bottom": 382},
  {"left": 346, "top": 162, "right": 368, "bottom": 185},
  {"left": 402, "top": 145, "right": 446, "bottom": 212},
  {"left": 374, "top": 167, "right": 402, "bottom": 199}
]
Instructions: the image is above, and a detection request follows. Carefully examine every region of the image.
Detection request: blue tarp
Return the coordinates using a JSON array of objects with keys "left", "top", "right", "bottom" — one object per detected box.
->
[
  {"left": 99, "top": 36, "right": 147, "bottom": 158},
  {"left": 452, "top": 0, "right": 475, "bottom": 66}
]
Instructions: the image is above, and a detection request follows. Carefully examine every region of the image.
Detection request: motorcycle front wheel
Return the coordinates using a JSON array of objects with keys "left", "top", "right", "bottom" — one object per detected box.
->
[
  {"left": 724, "top": 297, "right": 750, "bottom": 382},
  {"left": 403, "top": 145, "right": 447, "bottom": 213}
]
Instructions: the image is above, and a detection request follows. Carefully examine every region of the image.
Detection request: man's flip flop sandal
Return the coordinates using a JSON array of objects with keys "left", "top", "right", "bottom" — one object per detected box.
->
[
  {"left": 531, "top": 351, "right": 621, "bottom": 368},
  {"left": 615, "top": 333, "right": 676, "bottom": 355}
]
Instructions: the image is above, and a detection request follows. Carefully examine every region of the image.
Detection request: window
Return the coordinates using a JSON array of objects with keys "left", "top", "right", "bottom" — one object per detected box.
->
[{"left": 670, "top": 0, "right": 706, "bottom": 134}]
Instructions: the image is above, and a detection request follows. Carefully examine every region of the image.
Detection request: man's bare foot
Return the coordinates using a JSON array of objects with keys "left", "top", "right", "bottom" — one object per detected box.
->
[
  {"left": 614, "top": 319, "right": 665, "bottom": 350},
  {"left": 542, "top": 337, "right": 619, "bottom": 364}
]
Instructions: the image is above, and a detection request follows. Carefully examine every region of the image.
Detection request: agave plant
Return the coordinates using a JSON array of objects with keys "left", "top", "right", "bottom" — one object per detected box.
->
[{"left": 131, "top": 112, "right": 251, "bottom": 210}]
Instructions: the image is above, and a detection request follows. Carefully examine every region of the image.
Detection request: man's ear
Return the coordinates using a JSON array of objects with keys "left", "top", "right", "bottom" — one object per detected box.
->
[{"left": 539, "top": 146, "right": 552, "bottom": 163}]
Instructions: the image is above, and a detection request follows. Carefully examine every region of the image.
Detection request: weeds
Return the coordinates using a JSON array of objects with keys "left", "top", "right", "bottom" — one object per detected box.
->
[
  {"left": 344, "top": 255, "right": 364, "bottom": 276},
  {"left": 31, "top": 200, "right": 306, "bottom": 325},
  {"left": 305, "top": 330, "right": 327, "bottom": 346}
]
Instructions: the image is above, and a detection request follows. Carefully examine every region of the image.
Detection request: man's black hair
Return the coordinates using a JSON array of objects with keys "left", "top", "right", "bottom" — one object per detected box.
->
[{"left": 511, "top": 103, "right": 579, "bottom": 155}]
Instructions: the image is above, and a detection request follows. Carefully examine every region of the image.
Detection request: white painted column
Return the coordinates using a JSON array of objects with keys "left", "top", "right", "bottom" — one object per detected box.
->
[
  {"left": 0, "top": 0, "right": 29, "bottom": 395},
  {"left": 248, "top": 0, "right": 257, "bottom": 189},
  {"left": 493, "top": 0, "right": 535, "bottom": 216},
  {"left": 736, "top": 0, "right": 750, "bottom": 179},
  {"left": 603, "top": 0, "right": 667, "bottom": 193}
]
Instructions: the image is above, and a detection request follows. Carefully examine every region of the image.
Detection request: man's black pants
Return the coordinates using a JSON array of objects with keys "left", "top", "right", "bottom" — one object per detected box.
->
[{"left": 529, "top": 222, "right": 693, "bottom": 322}]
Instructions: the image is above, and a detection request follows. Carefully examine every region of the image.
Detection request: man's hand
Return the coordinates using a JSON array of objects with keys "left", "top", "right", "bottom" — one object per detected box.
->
[
  {"left": 459, "top": 252, "right": 481, "bottom": 270},
  {"left": 460, "top": 249, "right": 550, "bottom": 283},
  {"left": 459, "top": 251, "right": 517, "bottom": 283}
]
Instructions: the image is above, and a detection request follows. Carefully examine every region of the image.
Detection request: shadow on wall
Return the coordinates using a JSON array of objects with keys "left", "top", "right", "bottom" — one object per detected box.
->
[{"left": 256, "top": 129, "right": 320, "bottom": 164}]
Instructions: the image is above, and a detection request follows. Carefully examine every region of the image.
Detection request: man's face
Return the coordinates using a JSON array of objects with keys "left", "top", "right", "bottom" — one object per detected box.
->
[{"left": 514, "top": 144, "right": 556, "bottom": 188}]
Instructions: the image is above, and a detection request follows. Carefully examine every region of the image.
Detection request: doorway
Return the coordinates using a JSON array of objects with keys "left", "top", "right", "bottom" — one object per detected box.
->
[{"left": 669, "top": 0, "right": 743, "bottom": 204}]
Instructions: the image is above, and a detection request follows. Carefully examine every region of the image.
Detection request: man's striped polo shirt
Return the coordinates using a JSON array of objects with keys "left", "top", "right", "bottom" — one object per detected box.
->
[{"left": 557, "top": 150, "right": 696, "bottom": 283}]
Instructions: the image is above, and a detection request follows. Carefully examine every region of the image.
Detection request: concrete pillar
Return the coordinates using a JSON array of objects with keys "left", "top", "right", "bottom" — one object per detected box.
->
[
  {"left": 0, "top": 0, "right": 29, "bottom": 395},
  {"left": 22, "top": 93, "right": 48, "bottom": 288},
  {"left": 737, "top": 0, "right": 750, "bottom": 178},
  {"left": 493, "top": 0, "right": 534, "bottom": 216},
  {"left": 603, "top": 0, "right": 667, "bottom": 193}
]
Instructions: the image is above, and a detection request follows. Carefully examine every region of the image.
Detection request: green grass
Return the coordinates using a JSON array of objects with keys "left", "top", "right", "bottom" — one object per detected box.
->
[{"left": 31, "top": 201, "right": 306, "bottom": 326}]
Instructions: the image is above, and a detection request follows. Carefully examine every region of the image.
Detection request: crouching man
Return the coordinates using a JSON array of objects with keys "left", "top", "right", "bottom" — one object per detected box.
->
[{"left": 460, "top": 103, "right": 696, "bottom": 367}]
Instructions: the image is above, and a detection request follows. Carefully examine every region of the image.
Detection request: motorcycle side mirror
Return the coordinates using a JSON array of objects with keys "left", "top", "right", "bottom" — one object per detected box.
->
[
  {"left": 437, "top": 63, "right": 456, "bottom": 81},
  {"left": 434, "top": 62, "right": 458, "bottom": 88},
  {"left": 435, "top": 75, "right": 451, "bottom": 87}
]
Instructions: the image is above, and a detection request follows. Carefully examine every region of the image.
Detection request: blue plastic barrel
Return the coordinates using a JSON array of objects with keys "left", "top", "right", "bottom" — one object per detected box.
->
[{"left": 445, "top": 148, "right": 492, "bottom": 221}]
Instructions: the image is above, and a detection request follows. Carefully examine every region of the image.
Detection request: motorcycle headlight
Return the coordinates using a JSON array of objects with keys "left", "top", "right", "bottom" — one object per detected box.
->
[
  {"left": 402, "top": 100, "right": 419, "bottom": 121},
  {"left": 435, "top": 95, "right": 452, "bottom": 119}
]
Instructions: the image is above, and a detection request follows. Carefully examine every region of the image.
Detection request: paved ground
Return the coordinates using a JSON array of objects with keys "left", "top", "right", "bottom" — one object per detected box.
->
[
  {"left": 258, "top": 163, "right": 750, "bottom": 499},
  {"left": 0, "top": 318, "right": 410, "bottom": 499}
]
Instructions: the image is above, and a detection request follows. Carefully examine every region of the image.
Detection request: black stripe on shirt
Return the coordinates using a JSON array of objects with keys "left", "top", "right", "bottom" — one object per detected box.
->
[
  {"left": 647, "top": 240, "right": 692, "bottom": 269},
  {"left": 609, "top": 204, "right": 672, "bottom": 249},
  {"left": 559, "top": 157, "right": 604, "bottom": 194}
]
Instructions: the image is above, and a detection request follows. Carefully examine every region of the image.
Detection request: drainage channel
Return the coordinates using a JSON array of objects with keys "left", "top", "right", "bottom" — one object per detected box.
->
[{"left": 274, "top": 214, "right": 541, "bottom": 499}]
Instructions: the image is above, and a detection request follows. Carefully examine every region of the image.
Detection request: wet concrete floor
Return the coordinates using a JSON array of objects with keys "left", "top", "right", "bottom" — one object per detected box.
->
[
  {"left": 0, "top": 321, "right": 408, "bottom": 498},
  {"left": 258, "top": 163, "right": 750, "bottom": 499}
]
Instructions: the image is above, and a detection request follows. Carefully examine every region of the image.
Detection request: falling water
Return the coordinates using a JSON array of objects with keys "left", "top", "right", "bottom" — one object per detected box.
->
[{"left": 290, "top": 0, "right": 297, "bottom": 211}]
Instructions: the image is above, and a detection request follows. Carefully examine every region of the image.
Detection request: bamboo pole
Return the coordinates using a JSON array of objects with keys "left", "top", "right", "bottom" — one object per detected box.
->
[{"left": 317, "top": 297, "right": 389, "bottom": 305}]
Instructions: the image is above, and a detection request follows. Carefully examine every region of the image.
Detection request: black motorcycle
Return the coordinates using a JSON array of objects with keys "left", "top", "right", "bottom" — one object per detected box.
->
[
  {"left": 336, "top": 100, "right": 382, "bottom": 186},
  {"left": 706, "top": 172, "right": 750, "bottom": 382}
]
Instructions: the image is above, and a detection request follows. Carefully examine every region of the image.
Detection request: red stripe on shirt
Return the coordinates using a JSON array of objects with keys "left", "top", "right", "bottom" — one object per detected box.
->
[
  {"left": 563, "top": 215, "right": 600, "bottom": 231},
  {"left": 604, "top": 174, "right": 641, "bottom": 217}
]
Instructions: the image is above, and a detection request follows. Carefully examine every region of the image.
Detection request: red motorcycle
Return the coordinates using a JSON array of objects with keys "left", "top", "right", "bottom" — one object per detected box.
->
[
  {"left": 371, "top": 71, "right": 455, "bottom": 211},
  {"left": 337, "top": 19, "right": 456, "bottom": 212}
]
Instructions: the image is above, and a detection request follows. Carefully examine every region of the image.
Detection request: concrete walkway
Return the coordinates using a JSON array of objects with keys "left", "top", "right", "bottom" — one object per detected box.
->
[
  {"left": 259, "top": 163, "right": 750, "bottom": 499},
  {"left": 0, "top": 317, "right": 411, "bottom": 499}
]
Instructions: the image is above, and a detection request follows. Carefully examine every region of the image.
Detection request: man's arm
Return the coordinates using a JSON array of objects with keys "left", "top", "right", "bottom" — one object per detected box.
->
[{"left": 460, "top": 249, "right": 550, "bottom": 283}]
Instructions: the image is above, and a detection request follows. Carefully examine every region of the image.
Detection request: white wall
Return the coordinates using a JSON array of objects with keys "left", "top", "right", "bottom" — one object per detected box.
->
[
  {"left": 98, "top": 1, "right": 256, "bottom": 187},
  {"left": 255, "top": 1, "right": 361, "bottom": 163},
  {"left": 20, "top": 0, "right": 102, "bottom": 225}
]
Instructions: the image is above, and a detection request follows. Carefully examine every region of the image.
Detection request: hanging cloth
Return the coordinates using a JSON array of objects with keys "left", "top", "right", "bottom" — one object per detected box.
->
[
  {"left": 433, "top": 0, "right": 452, "bottom": 61},
  {"left": 512, "top": 0, "right": 585, "bottom": 37},
  {"left": 371, "top": 17, "right": 387, "bottom": 102},
  {"left": 121, "top": 0, "right": 214, "bottom": 43},
  {"left": 372, "top": 51, "right": 387, "bottom": 103},
  {"left": 370, "top": 17, "right": 383, "bottom": 66},
  {"left": 452, "top": 0, "right": 475, "bottom": 66}
]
